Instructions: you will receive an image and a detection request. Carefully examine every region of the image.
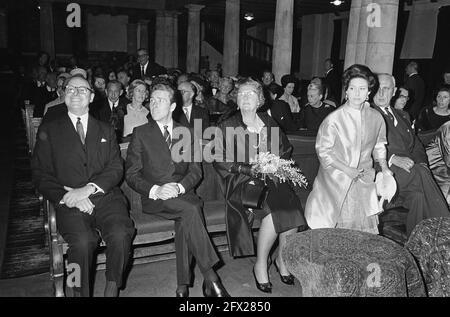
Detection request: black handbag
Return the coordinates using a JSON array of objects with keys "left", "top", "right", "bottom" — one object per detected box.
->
[{"left": 241, "top": 178, "right": 268, "bottom": 210}]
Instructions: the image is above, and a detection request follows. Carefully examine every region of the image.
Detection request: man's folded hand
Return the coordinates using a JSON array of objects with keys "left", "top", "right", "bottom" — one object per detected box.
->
[{"left": 74, "top": 198, "right": 95, "bottom": 215}]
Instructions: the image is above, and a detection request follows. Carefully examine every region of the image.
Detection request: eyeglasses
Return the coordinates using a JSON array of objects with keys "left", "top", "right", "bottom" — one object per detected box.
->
[
  {"left": 150, "top": 97, "right": 170, "bottom": 105},
  {"left": 137, "top": 53, "right": 149, "bottom": 58},
  {"left": 179, "top": 90, "right": 193, "bottom": 95},
  {"left": 65, "top": 85, "right": 93, "bottom": 95},
  {"left": 238, "top": 91, "right": 258, "bottom": 98}
]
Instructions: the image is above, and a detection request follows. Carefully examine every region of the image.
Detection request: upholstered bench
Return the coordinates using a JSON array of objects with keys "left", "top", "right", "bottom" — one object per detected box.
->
[
  {"left": 405, "top": 217, "right": 450, "bottom": 297},
  {"left": 282, "top": 228, "right": 426, "bottom": 297}
]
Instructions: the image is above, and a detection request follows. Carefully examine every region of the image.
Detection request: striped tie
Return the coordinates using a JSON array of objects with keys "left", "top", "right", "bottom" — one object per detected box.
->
[
  {"left": 76, "top": 117, "right": 85, "bottom": 145},
  {"left": 163, "top": 125, "right": 171, "bottom": 149}
]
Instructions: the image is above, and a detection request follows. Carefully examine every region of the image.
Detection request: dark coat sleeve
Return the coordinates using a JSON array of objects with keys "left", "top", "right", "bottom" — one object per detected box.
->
[
  {"left": 89, "top": 125, "right": 124, "bottom": 193},
  {"left": 270, "top": 100, "right": 301, "bottom": 133},
  {"left": 31, "top": 123, "right": 66, "bottom": 204},
  {"left": 125, "top": 127, "right": 155, "bottom": 197}
]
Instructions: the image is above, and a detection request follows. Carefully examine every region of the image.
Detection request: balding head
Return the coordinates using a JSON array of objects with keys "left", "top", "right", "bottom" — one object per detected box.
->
[
  {"left": 374, "top": 73, "right": 397, "bottom": 108},
  {"left": 64, "top": 76, "right": 95, "bottom": 116}
]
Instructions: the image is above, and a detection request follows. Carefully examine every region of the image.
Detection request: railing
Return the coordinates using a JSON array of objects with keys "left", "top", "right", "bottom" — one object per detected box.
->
[{"left": 241, "top": 35, "right": 273, "bottom": 65}]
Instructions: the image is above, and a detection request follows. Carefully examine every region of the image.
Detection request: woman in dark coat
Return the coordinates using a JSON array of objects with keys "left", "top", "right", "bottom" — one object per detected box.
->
[{"left": 213, "top": 78, "right": 307, "bottom": 293}]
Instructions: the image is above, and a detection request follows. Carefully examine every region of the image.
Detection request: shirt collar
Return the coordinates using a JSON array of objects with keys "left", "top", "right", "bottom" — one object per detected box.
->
[
  {"left": 68, "top": 111, "right": 89, "bottom": 132},
  {"left": 109, "top": 99, "right": 118, "bottom": 109},
  {"left": 156, "top": 119, "right": 174, "bottom": 136},
  {"left": 409, "top": 72, "right": 418, "bottom": 77}
]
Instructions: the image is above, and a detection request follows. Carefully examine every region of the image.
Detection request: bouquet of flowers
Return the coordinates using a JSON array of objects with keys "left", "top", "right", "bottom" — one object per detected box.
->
[{"left": 251, "top": 152, "right": 308, "bottom": 188}]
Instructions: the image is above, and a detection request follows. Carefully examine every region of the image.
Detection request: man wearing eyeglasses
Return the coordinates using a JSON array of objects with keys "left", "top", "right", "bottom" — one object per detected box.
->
[
  {"left": 174, "top": 81, "right": 210, "bottom": 134},
  {"left": 132, "top": 48, "right": 166, "bottom": 81},
  {"left": 126, "top": 83, "right": 230, "bottom": 298},
  {"left": 31, "top": 76, "right": 135, "bottom": 297}
]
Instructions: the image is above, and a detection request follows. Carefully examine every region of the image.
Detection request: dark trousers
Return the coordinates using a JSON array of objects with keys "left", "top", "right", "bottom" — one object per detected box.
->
[
  {"left": 56, "top": 191, "right": 135, "bottom": 297},
  {"left": 394, "top": 164, "right": 450, "bottom": 236},
  {"left": 145, "top": 193, "right": 219, "bottom": 285}
]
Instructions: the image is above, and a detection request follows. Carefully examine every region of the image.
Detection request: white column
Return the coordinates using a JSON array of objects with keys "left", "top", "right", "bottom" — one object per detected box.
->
[
  {"left": 272, "top": 0, "right": 294, "bottom": 84},
  {"left": 344, "top": 0, "right": 399, "bottom": 74},
  {"left": 185, "top": 4, "right": 205, "bottom": 73},
  {"left": 223, "top": 0, "right": 240, "bottom": 77},
  {"left": 154, "top": 11, "right": 165, "bottom": 66}
]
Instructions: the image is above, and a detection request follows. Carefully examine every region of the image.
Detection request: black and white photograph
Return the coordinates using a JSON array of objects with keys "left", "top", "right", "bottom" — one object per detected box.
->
[{"left": 0, "top": 0, "right": 450, "bottom": 301}]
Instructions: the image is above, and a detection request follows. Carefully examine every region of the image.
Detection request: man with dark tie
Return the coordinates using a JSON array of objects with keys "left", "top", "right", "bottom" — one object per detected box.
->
[
  {"left": 31, "top": 76, "right": 135, "bottom": 297},
  {"left": 175, "top": 81, "right": 210, "bottom": 134},
  {"left": 132, "top": 48, "right": 166, "bottom": 80},
  {"left": 125, "top": 83, "right": 229, "bottom": 298},
  {"left": 91, "top": 80, "right": 128, "bottom": 142},
  {"left": 372, "top": 73, "right": 449, "bottom": 236}
]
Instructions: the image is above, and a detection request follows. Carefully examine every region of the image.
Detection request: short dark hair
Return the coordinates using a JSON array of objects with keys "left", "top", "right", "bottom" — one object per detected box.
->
[
  {"left": 437, "top": 84, "right": 450, "bottom": 96},
  {"left": 342, "top": 64, "right": 377, "bottom": 93},
  {"left": 267, "top": 83, "right": 283, "bottom": 99},
  {"left": 106, "top": 80, "right": 123, "bottom": 90},
  {"left": 150, "top": 82, "right": 177, "bottom": 104},
  {"left": 280, "top": 74, "right": 297, "bottom": 88}
]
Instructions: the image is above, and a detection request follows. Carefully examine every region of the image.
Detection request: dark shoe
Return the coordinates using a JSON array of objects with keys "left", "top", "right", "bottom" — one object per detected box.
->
[
  {"left": 274, "top": 259, "right": 295, "bottom": 285},
  {"left": 252, "top": 267, "right": 272, "bottom": 293},
  {"left": 175, "top": 286, "right": 189, "bottom": 298},
  {"left": 202, "top": 280, "right": 230, "bottom": 297}
]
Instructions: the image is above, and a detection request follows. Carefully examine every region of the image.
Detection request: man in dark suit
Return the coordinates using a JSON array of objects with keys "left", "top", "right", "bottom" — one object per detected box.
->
[
  {"left": 125, "top": 83, "right": 229, "bottom": 298},
  {"left": 31, "top": 76, "right": 135, "bottom": 297},
  {"left": 324, "top": 58, "right": 341, "bottom": 103},
  {"left": 91, "top": 80, "right": 128, "bottom": 141},
  {"left": 132, "top": 48, "right": 166, "bottom": 80},
  {"left": 372, "top": 73, "right": 449, "bottom": 236},
  {"left": 174, "top": 81, "right": 210, "bottom": 135},
  {"left": 404, "top": 61, "right": 426, "bottom": 120}
]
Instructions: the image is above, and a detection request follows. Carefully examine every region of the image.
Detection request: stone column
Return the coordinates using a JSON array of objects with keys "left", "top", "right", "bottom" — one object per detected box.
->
[
  {"left": 223, "top": 0, "right": 240, "bottom": 77},
  {"left": 272, "top": 0, "right": 294, "bottom": 84},
  {"left": 154, "top": 11, "right": 165, "bottom": 66},
  {"left": 127, "top": 22, "right": 138, "bottom": 55},
  {"left": 0, "top": 8, "right": 7, "bottom": 49},
  {"left": 154, "top": 11, "right": 179, "bottom": 68},
  {"left": 39, "top": 1, "right": 55, "bottom": 58},
  {"left": 344, "top": 0, "right": 399, "bottom": 74},
  {"left": 139, "top": 20, "right": 149, "bottom": 50},
  {"left": 185, "top": 4, "right": 204, "bottom": 73}
]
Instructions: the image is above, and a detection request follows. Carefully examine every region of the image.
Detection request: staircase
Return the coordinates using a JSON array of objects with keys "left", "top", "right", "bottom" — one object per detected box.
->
[{"left": 204, "top": 21, "right": 273, "bottom": 76}]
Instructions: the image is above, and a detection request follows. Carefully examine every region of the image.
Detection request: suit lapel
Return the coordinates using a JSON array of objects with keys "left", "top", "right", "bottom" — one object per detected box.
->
[{"left": 85, "top": 115, "right": 101, "bottom": 158}]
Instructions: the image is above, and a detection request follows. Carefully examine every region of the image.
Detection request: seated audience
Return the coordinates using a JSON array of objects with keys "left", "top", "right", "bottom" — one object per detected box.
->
[
  {"left": 133, "top": 48, "right": 166, "bottom": 80},
  {"left": 372, "top": 73, "right": 449, "bottom": 236},
  {"left": 416, "top": 85, "right": 450, "bottom": 132},
  {"left": 298, "top": 81, "right": 334, "bottom": 133},
  {"left": 279, "top": 74, "right": 300, "bottom": 113},
  {"left": 205, "top": 76, "right": 236, "bottom": 115},
  {"left": 32, "top": 75, "right": 135, "bottom": 297},
  {"left": 44, "top": 72, "right": 70, "bottom": 115},
  {"left": 392, "top": 86, "right": 410, "bottom": 111},
  {"left": 92, "top": 80, "right": 128, "bottom": 142},
  {"left": 266, "top": 82, "right": 301, "bottom": 133},
  {"left": 122, "top": 79, "right": 151, "bottom": 140},
  {"left": 93, "top": 75, "right": 107, "bottom": 103},
  {"left": 306, "top": 64, "right": 391, "bottom": 234},
  {"left": 214, "top": 78, "right": 307, "bottom": 294},
  {"left": 174, "top": 81, "right": 210, "bottom": 134},
  {"left": 125, "top": 82, "right": 229, "bottom": 298}
]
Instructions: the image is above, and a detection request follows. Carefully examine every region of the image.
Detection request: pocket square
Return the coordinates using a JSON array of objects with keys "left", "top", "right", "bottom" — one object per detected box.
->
[{"left": 101, "top": 138, "right": 107, "bottom": 143}]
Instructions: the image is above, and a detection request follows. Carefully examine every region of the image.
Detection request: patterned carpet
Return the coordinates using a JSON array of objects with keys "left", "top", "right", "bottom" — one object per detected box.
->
[{"left": 0, "top": 113, "right": 49, "bottom": 279}]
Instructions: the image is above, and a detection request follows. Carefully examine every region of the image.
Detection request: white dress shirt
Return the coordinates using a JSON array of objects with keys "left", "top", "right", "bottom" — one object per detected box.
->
[
  {"left": 149, "top": 119, "right": 185, "bottom": 199},
  {"left": 66, "top": 111, "right": 104, "bottom": 195},
  {"left": 183, "top": 105, "right": 192, "bottom": 122}
]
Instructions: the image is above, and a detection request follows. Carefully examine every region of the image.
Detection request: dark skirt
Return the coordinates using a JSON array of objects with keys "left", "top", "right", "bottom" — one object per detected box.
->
[{"left": 254, "top": 179, "right": 307, "bottom": 233}]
